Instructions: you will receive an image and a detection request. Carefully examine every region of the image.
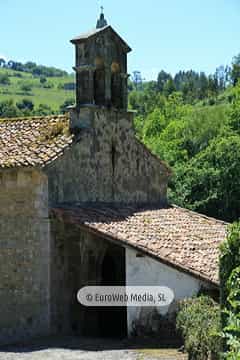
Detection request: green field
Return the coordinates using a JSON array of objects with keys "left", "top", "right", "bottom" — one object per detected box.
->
[{"left": 0, "top": 67, "right": 75, "bottom": 111}]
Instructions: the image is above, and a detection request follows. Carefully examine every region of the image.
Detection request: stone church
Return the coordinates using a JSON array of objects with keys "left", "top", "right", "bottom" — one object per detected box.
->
[{"left": 0, "top": 12, "right": 227, "bottom": 346}]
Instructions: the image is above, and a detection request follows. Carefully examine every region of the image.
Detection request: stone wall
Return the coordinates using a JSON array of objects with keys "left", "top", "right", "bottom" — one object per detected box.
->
[
  {"left": 126, "top": 247, "right": 215, "bottom": 344},
  {"left": 46, "top": 108, "right": 169, "bottom": 205},
  {"left": 0, "top": 169, "right": 50, "bottom": 345},
  {"left": 50, "top": 221, "right": 83, "bottom": 335}
]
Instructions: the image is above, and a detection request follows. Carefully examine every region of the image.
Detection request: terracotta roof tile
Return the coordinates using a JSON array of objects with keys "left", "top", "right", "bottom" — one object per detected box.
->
[
  {"left": 0, "top": 115, "right": 73, "bottom": 168},
  {"left": 52, "top": 204, "right": 228, "bottom": 285}
]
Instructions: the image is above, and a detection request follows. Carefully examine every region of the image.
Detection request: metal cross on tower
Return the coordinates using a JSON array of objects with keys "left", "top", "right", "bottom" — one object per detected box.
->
[{"left": 96, "top": 4, "right": 108, "bottom": 28}]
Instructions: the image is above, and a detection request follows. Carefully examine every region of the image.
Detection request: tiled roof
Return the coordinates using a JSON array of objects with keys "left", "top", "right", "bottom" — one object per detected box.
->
[
  {"left": 52, "top": 204, "right": 228, "bottom": 285},
  {"left": 0, "top": 115, "right": 73, "bottom": 168}
]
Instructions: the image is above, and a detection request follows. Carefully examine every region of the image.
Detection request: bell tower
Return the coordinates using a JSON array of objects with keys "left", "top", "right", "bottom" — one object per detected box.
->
[{"left": 70, "top": 11, "right": 131, "bottom": 115}]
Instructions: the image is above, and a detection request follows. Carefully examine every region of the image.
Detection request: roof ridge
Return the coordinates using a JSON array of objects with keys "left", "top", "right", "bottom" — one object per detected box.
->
[{"left": 172, "top": 204, "right": 230, "bottom": 225}]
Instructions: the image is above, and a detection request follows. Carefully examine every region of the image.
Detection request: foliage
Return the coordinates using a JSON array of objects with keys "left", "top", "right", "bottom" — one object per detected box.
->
[
  {"left": 231, "top": 54, "right": 240, "bottom": 86},
  {"left": 20, "top": 81, "right": 33, "bottom": 93},
  {"left": 176, "top": 296, "right": 221, "bottom": 360},
  {"left": 0, "top": 99, "right": 19, "bottom": 117},
  {"left": 35, "top": 103, "right": 53, "bottom": 116},
  {"left": 132, "top": 79, "right": 239, "bottom": 223},
  {"left": 219, "top": 224, "right": 240, "bottom": 359},
  {"left": 0, "top": 66, "right": 75, "bottom": 115},
  {"left": 59, "top": 98, "right": 75, "bottom": 114},
  {"left": 220, "top": 223, "right": 240, "bottom": 310},
  {"left": 157, "top": 70, "right": 172, "bottom": 92},
  {"left": 0, "top": 99, "right": 55, "bottom": 117},
  {"left": 228, "top": 82, "right": 240, "bottom": 133},
  {"left": 0, "top": 58, "right": 68, "bottom": 77},
  {"left": 222, "top": 310, "right": 240, "bottom": 360},
  {"left": 154, "top": 67, "right": 230, "bottom": 104},
  {"left": 40, "top": 76, "right": 47, "bottom": 85},
  {"left": 16, "top": 98, "right": 34, "bottom": 112},
  {"left": 171, "top": 135, "right": 240, "bottom": 222},
  {"left": 0, "top": 73, "right": 10, "bottom": 85}
]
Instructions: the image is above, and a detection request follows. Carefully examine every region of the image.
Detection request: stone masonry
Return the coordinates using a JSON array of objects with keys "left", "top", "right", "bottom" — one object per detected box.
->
[{"left": 0, "top": 169, "right": 50, "bottom": 345}]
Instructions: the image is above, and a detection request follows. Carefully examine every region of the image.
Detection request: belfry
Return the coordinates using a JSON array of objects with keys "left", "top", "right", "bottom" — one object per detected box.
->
[{"left": 70, "top": 11, "right": 131, "bottom": 113}]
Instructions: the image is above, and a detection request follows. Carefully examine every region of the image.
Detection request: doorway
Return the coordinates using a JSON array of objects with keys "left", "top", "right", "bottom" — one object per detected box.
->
[{"left": 99, "top": 245, "right": 127, "bottom": 338}]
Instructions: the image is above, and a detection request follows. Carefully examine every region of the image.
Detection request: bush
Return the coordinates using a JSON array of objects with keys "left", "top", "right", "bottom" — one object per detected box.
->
[
  {"left": 220, "top": 223, "right": 240, "bottom": 315},
  {"left": 40, "top": 76, "right": 47, "bottom": 85},
  {"left": 16, "top": 99, "right": 34, "bottom": 112},
  {"left": 220, "top": 223, "right": 240, "bottom": 359},
  {"left": 20, "top": 81, "right": 32, "bottom": 93},
  {"left": 0, "top": 99, "right": 19, "bottom": 117},
  {"left": 176, "top": 296, "right": 221, "bottom": 360},
  {"left": 0, "top": 73, "right": 10, "bottom": 85},
  {"left": 35, "top": 103, "right": 53, "bottom": 116},
  {"left": 222, "top": 268, "right": 240, "bottom": 359}
]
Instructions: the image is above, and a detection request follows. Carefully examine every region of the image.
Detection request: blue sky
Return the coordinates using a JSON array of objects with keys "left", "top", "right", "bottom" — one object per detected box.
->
[{"left": 1, "top": 0, "right": 240, "bottom": 80}]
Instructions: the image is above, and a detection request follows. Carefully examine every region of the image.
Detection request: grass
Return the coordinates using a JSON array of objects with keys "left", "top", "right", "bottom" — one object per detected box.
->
[{"left": 0, "top": 67, "right": 75, "bottom": 111}]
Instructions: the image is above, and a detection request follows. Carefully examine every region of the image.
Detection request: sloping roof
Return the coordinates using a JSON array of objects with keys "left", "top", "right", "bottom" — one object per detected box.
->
[
  {"left": 0, "top": 115, "right": 73, "bottom": 168},
  {"left": 70, "top": 26, "right": 109, "bottom": 42},
  {"left": 52, "top": 204, "right": 228, "bottom": 286},
  {"left": 70, "top": 25, "right": 132, "bottom": 53}
]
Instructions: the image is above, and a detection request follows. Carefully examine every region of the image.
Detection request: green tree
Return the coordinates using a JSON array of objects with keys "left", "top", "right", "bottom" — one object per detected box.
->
[
  {"left": 143, "top": 108, "right": 167, "bottom": 139},
  {"left": 228, "top": 82, "right": 240, "bottom": 133},
  {"left": 231, "top": 54, "right": 240, "bottom": 86},
  {"left": 35, "top": 103, "right": 53, "bottom": 116},
  {"left": 172, "top": 135, "right": 240, "bottom": 221},
  {"left": 157, "top": 70, "right": 171, "bottom": 92},
  {"left": 40, "top": 76, "right": 47, "bottom": 85},
  {"left": 0, "top": 73, "right": 10, "bottom": 85},
  {"left": 163, "top": 78, "right": 176, "bottom": 97},
  {"left": 16, "top": 99, "right": 34, "bottom": 112},
  {"left": 0, "top": 99, "right": 19, "bottom": 117},
  {"left": 20, "top": 82, "right": 32, "bottom": 93}
]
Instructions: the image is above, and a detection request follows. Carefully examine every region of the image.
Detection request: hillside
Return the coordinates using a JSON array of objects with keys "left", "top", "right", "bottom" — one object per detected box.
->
[{"left": 0, "top": 67, "right": 75, "bottom": 112}]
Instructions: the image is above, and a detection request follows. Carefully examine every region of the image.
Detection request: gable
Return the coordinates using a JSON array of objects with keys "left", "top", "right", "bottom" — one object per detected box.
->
[
  {"left": 71, "top": 25, "right": 132, "bottom": 53},
  {"left": 46, "top": 109, "right": 170, "bottom": 205}
]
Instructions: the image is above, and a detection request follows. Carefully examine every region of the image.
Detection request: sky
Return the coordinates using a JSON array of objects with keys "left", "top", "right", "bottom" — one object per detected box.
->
[{"left": 1, "top": 0, "right": 240, "bottom": 80}]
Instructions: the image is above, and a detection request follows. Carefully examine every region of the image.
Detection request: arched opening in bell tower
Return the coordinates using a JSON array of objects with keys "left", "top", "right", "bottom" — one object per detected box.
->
[{"left": 111, "top": 62, "right": 123, "bottom": 109}]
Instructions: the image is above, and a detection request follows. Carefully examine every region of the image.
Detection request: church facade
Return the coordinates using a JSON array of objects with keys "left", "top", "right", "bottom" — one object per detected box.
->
[{"left": 0, "top": 12, "right": 227, "bottom": 346}]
